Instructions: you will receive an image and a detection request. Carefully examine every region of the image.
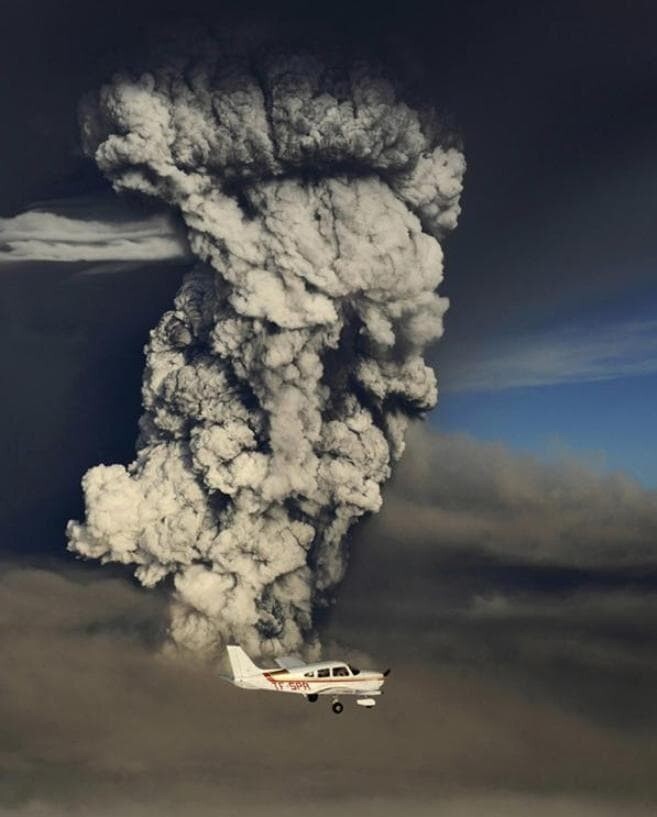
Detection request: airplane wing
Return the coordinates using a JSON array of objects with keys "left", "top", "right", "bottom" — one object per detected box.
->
[
  {"left": 275, "top": 655, "right": 305, "bottom": 670},
  {"left": 319, "top": 686, "right": 383, "bottom": 697}
]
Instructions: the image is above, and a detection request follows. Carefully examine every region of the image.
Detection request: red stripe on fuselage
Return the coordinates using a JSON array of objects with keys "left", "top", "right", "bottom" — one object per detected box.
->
[{"left": 264, "top": 672, "right": 378, "bottom": 684}]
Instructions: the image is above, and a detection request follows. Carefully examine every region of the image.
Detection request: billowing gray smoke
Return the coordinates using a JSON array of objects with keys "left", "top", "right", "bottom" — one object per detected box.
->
[{"left": 66, "top": 44, "right": 465, "bottom": 657}]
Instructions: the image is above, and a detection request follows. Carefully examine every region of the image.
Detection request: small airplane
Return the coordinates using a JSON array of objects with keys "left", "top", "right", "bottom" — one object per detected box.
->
[{"left": 224, "top": 645, "right": 390, "bottom": 714}]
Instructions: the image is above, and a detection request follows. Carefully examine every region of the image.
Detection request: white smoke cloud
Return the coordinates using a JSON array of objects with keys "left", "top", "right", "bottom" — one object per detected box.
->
[{"left": 66, "top": 43, "right": 465, "bottom": 657}]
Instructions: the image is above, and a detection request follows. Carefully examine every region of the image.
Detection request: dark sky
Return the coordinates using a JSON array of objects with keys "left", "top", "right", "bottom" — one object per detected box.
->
[
  {"left": 1, "top": 1, "right": 657, "bottom": 814},
  {"left": 4, "top": 0, "right": 657, "bottom": 474},
  {"left": 3, "top": 0, "right": 657, "bottom": 549}
]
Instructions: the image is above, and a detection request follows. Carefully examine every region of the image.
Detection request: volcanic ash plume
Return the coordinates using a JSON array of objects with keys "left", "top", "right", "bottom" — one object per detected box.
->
[{"left": 66, "top": 48, "right": 465, "bottom": 657}]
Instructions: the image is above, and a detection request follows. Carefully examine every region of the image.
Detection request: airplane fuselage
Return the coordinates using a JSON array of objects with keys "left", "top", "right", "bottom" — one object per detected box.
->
[{"left": 236, "top": 663, "right": 385, "bottom": 696}]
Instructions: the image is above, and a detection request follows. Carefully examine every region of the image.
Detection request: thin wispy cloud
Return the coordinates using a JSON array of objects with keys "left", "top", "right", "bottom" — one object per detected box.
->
[{"left": 445, "top": 319, "right": 657, "bottom": 392}]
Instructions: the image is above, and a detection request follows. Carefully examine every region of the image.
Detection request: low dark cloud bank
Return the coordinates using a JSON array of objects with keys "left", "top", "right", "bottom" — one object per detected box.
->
[
  {"left": 372, "top": 426, "right": 657, "bottom": 568},
  {"left": 2, "top": 427, "right": 657, "bottom": 814},
  {"left": 332, "top": 427, "right": 657, "bottom": 730}
]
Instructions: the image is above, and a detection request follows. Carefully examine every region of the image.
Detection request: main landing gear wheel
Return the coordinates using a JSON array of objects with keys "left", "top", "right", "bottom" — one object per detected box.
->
[
  {"left": 332, "top": 700, "right": 344, "bottom": 715},
  {"left": 306, "top": 694, "right": 318, "bottom": 703}
]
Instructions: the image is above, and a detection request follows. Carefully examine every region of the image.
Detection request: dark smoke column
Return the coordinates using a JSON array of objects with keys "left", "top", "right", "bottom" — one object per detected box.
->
[{"left": 67, "top": 46, "right": 465, "bottom": 657}]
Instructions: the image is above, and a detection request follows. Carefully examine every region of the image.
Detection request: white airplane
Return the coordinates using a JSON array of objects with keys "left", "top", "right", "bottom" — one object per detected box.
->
[{"left": 224, "top": 645, "right": 390, "bottom": 714}]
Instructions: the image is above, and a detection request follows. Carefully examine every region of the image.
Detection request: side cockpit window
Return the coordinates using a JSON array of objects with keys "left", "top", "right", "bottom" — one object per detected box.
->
[
  {"left": 333, "top": 666, "right": 349, "bottom": 677},
  {"left": 317, "top": 668, "right": 330, "bottom": 678}
]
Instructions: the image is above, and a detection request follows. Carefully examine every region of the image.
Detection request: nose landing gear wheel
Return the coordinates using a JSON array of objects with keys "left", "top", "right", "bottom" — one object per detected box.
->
[{"left": 331, "top": 700, "right": 344, "bottom": 715}]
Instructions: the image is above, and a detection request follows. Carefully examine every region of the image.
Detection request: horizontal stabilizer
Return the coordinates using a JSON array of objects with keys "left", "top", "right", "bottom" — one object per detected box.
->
[{"left": 275, "top": 655, "right": 305, "bottom": 670}]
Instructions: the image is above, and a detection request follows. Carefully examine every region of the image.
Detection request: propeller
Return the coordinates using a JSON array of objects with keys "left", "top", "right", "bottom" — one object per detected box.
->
[{"left": 383, "top": 668, "right": 391, "bottom": 677}]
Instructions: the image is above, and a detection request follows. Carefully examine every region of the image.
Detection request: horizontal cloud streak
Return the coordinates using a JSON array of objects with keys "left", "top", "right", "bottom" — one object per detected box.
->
[
  {"left": 2, "top": 796, "right": 656, "bottom": 817},
  {"left": 445, "top": 319, "right": 657, "bottom": 392},
  {"left": 0, "top": 201, "right": 190, "bottom": 264}
]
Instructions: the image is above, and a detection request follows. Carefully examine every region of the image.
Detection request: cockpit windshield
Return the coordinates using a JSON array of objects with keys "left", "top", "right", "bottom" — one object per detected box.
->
[{"left": 348, "top": 665, "right": 360, "bottom": 675}]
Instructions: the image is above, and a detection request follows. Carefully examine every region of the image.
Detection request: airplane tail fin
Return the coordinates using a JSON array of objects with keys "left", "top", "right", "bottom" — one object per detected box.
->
[{"left": 226, "top": 645, "right": 263, "bottom": 682}]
